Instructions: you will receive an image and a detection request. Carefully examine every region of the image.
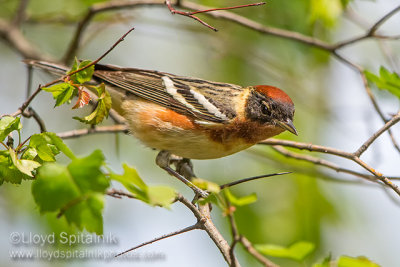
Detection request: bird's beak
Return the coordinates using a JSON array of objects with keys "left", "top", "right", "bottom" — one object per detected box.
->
[{"left": 276, "top": 119, "right": 298, "bottom": 136}]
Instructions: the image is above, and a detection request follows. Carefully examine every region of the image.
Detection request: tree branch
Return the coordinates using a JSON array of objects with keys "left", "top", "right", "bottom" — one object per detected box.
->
[
  {"left": 12, "top": 0, "right": 29, "bottom": 27},
  {"left": 57, "top": 124, "right": 128, "bottom": 139},
  {"left": 198, "top": 203, "right": 241, "bottom": 267}
]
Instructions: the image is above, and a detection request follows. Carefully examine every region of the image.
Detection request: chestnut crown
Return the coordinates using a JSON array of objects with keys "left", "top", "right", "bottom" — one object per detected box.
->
[{"left": 245, "top": 85, "right": 297, "bottom": 135}]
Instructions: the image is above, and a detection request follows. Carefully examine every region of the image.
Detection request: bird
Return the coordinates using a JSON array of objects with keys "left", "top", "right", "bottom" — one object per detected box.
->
[{"left": 26, "top": 60, "right": 297, "bottom": 197}]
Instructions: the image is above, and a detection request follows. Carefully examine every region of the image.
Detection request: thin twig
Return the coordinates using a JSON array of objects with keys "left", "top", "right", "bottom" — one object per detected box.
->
[
  {"left": 355, "top": 112, "right": 400, "bottom": 157},
  {"left": 269, "top": 146, "right": 378, "bottom": 183},
  {"left": 358, "top": 70, "right": 400, "bottom": 154},
  {"left": 106, "top": 188, "right": 136, "bottom": 199},
  {"left": 22, "top": 107, "right": 47, "bottom": 132},
  {"left": 10, "top": 85, "right": 43, "bottom": 117},
  {"left": 12, "top": 27, "right": 135, "bottom": 119},
  {"left": 166, "top": 0, "right": 266, "bottom": 31},
  {"left": 260, "top": 139, "right": 354, "bottom": 159},
  {"left": 62, "top": 0, "right": 162, "bottom": 64},
  {"left": 189, "top": 2, "right": 265, "bottom": 15},
  {"left": 368, "top": 4, "right": 400, "bottom": 35},
  {"left": 180, "top": 1, "right": 334, "bottom": 50},
  {"left": 115, "top": 223, "right": 201, "bottom": 257},
  {"left": 240, "top": 236, "right": 278, "bottom": 267},
  {"left": 260, "top": 138, "right": 400, "bottom": 196},
  {"left": 220, "top": 172, "right": 291, "bottom": 189},
  {"left": 67, "top": 27, "right": 135, "bottom": 77}
]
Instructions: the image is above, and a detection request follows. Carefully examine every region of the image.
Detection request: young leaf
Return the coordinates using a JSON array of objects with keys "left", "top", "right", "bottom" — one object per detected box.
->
[
  {"left": 72, "top": 88, "right": 91, "bottom": 109},
  {"left": 224, "top": 189, "right": 257, "bottom": 206},
  {"left": 364, "top": 67, "right": 400, "bottom": 99},
  {"left": 255, "top": 241, "right": 315, "bottom": 261},
  {"left": 32, "top": 150, "right": 109, "bottom": 234},
  {"left": 110, "top": 164, "right": 176, "bottom": 207},
  {"left": 73, "top": 84, "right": 111, "bottom": 125},
  {"left": 69, "top": 60, "right": 94, "bottom": 84},
  {"left": 0, "top": 164, "right": 30, "bottom": 184},
  {"left": 110, "top": 163, "right": 148, "bottom": 200},
  {"left": 0, "top": 150, "right": 31, "bottom": 184},
  {"left": 43, "top": 132, "right": 76, "bottom": 160},
  {"left": 21, "top": 147, "right": 38, "bottom": 160},
  {"left": 192, "top": 177, "right": 220, "bottom": 193},
  {"left": 32, "top": 162, "right": 80, "bottom": 212},
  {"left": 9, "top": 148, "right": 41, "bottom": 177},
  {"left": 67, "top": 150, "right": 109, "bottom": 193},
  {"left": 337, "top": 256, "right": 380, "bottom": 267},
  {"left": 26, "top": 132, "right": 75, "bottom": 162},
  {"left": 29, "top": 134, "right": 58, "bottom": 162},
  {"left": 42, "top": 83, "right": 76, "bottom": 107},
  {"left": 0, "top": 116, "right": 21, "bottom": 142},
  {"left": 147, "top": 186, "right": 177, "bottom": 208},
  {"left": 64, "top": 193, "right": 104, "bottom": 235},
  {"left": 309, "top": 0, "right": 343, "bottom": 27}
]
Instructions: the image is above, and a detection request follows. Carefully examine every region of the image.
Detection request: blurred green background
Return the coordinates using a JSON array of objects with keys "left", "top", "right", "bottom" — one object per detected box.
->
[{"left": 1, "top": 0, "right": 399, "bottom": 266}]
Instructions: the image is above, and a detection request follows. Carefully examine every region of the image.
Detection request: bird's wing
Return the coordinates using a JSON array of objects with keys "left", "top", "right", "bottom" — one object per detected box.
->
[{"left": 94, "top": 64, "right": 241, "bottom": 123}]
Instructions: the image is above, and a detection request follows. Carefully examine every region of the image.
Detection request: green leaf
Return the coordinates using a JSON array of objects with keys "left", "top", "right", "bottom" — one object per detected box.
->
[
  {"left": 255, "top": 241, "right": 315, "bottom": 261},
  {"left": 192, "top": 178, "right": 220, "bottom": 193},
  {"left": 364, "top": 67, "right": 400, "bottom": 99},
  {"left": 70, "top": 57, "right": 79, "bottom": 73},
  {"left": 73, "top": 83, "right": 111, "bottom": 125},
  {"left": 32, "top": 150, "right": 109, "bottom": 234},
  {"left": 24, "top": 132, "right": 75, "bottom": 162},
  {"left": 29, "top": 134, "right": 58, "bottom": 162},
  {"left": 0, "top": 163, "right": 30, "bottom": 184},
  {"left": 32, "top": 163, "right": 80, "bottom": 212},
  {"left": 309, "top": 0, "right": 343, "bottom": 27},
  {"left": 21, "top": 147, "right": 38, "bottom": 160},
  {"left": 0, "top": 116, "right": 21, "bottom": 142},
  {"left": 9, "top": 148, "right": 41, "bottom": 177},
  {"left": 224, "top": 189, "right": 257, "bottom": 206},
  {"left": 42, "top": 83, "right": 76, "bottom": 107},
  {"left": 67, "top": 150, "right": 109, "bottom": 193},
  {"left": 147, "top": 186, "right": 177, "bottom": 207},
  {"left": 69, "top": 60, "right": 94, "bottom": 84},
  {"left": 44, "top": 132, "right": 76, "bottom": 160},
  {"left": 338, "top": 256, "right": 380, "bottom": 267},
  {"left": 110, "top": 164, "right": 149, "bottom": 201},
  {"left": 64, "top": 193, "right": 104, "bottom": 235},
  {"left": 0, "top": 150, "right": 29, "bottom": 185},
  {"left": 110, "top": 164, "right": 176, "bottom": 207}
]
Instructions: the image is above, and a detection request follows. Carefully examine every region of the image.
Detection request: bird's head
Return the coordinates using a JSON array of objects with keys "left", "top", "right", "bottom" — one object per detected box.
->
[{"left": 245, "top": 85, "right": 297, "bottom": 135}]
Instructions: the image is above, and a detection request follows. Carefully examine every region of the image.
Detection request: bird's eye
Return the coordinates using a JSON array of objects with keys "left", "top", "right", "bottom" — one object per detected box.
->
[{"left": 261, "top": 101, "right": 271, "bottom": 116}]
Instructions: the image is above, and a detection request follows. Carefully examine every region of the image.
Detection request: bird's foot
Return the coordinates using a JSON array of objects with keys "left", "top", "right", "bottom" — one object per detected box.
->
[{"left": 156, "top": 150, "right": 208, "bottom": 198}]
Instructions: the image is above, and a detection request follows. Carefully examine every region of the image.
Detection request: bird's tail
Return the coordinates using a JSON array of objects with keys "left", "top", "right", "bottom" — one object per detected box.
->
[{"left": 23, "top": 59, "right": 69, "bottom": 76}]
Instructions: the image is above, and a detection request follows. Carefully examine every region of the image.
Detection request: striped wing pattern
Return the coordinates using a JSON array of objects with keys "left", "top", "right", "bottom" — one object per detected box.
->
[{"left": 93, "top": 64, "right": 241, "bottom": 123}]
